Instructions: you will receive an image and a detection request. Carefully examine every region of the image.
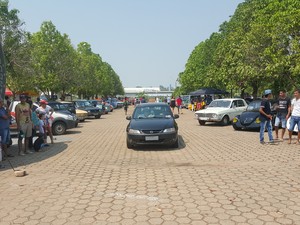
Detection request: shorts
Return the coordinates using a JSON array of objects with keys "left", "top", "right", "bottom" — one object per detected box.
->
[
  {"left": 0, "top": 128, "right": 10, "bottom": 145},
  {"left": 20, "top": 122, "right": 33, "bottom": 138},
  {"left": 275, "top": 115, "right": 287, "bottom": 128},
  {"left": 288, "top": 116, "right": 300, "bottom": 132}
]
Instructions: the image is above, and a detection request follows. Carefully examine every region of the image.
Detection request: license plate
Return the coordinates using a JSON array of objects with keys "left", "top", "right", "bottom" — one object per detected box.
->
[
  {"left": 145, "top": 136, "right": 159, "bottom": 141},
  {"left": 201, "top": 117, "right": 208, "bottom": 121}
]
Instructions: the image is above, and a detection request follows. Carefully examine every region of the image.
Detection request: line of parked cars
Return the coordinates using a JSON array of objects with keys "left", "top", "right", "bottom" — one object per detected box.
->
[
  {"left": 9, "top": 99, "right": 116, "bottom": 136},
  {"left": 194, "top": 98, "right": 298, "bottom": 132}
]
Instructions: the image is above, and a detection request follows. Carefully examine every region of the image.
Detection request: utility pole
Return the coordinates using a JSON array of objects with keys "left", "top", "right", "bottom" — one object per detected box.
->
[
  {"left": 0, "top": 35, "right": 6, "bottom": 100},
  {"left": 0, "top": 2, "right": 6, "bottom": 100}
]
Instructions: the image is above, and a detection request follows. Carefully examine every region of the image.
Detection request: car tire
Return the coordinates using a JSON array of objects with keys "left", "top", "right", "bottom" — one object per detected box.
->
[
  {"left": 221, "top": 116, "right": 229, "bottom": 126},
  {"left": 171, "top": 139, "right": 179, "bottom": 148},
  {"left": 198, "top": 120, "right": 206, "bottom": 125},
  {"left": 95, "top": 115, "right": 101, "bottom": 119},
  {"left": 232, "top": 123, "right": 241, "bottom": 130},
  {"left": 127, "top": 138, "right": 133, "bottom": 149},
  {"left": 52, "top": 121, "right": 66, "bottom": 135}
]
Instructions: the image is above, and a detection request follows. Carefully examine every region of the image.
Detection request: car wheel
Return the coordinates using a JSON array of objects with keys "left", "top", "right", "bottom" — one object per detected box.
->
[
  {"left": 127, "top": 138, "right": 133, "bottom": 149},
  {"left": 232, "top": 123, "right": 241, "bottom": 130},
  {"left": 198, "top": 120, "right": 206, "bottom": 125},
  {"left": 95, "top": 115, "right": 101, "bottom": 119},
  {"left": 221, "top": 116, "right": 229, "bottom": 126},
  {"left": 171, "top": 139, "right": 179, "bottom": 148},
  {"left": 52, "top": 121, "right": 66, "bottom": 135}
]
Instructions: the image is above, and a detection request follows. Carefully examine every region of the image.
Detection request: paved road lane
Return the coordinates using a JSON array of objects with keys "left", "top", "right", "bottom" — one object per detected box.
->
[{"left": 0, "top": 106, "right": 299, "bottom": 225}]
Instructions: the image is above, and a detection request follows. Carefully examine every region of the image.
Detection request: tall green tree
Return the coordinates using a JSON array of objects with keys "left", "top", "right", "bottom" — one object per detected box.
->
[
  {"left": 29, "top": 21, "right": 77, "bottom": 97},
  {"left": 0, "top": 0, "right": 32, "bottom": 93}
]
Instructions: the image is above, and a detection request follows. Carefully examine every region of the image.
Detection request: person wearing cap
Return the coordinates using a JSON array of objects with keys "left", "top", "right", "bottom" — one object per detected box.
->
[
  {"left": 288, "top": 89, "right": 300, "bottom": 144},
  {"left": 259, "top": 89, "right": 275, "bottom": 144},
  {"left": 36, "top": 100, "right": 54, "bottom": 144},
  {"left": 15, "top": 95, "right": 34, "bottom": 155}
]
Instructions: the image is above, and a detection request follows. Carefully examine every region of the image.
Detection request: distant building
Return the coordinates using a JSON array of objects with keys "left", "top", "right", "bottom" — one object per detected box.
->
[{"left": 124, "top": 87, "right": 173, "bottom": 98}]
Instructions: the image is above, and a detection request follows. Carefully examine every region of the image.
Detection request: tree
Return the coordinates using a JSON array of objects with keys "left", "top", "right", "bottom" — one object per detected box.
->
[{"left": 0, "top": 0, "right": 32, "bottom": 94}]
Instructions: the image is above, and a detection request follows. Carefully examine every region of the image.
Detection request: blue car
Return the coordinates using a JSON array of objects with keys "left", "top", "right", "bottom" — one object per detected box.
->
[{"left": 232, "top": 100, "right": 276, "bottom": 131}]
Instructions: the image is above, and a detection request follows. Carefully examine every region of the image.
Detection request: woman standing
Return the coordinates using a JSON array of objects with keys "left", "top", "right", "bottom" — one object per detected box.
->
[
  {"left": 36, "top": 100, "right": 54, "bottom": 144},
  {"left": 170, "top": 96, "right": 176, "bottom": 113}
]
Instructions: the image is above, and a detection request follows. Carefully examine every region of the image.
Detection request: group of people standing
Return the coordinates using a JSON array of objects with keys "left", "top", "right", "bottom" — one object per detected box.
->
[
  {"left": 190, "top": 95, "right": 213, "bottom": 111},
  {"left": 259, "top": 89, "right": 300, "bottom": 144},
  {"left": 169, "top": 96, "right": 183, "bottom": 114},
  {"left": 0, "top": 95, "right": 54, "bottom": 168}
]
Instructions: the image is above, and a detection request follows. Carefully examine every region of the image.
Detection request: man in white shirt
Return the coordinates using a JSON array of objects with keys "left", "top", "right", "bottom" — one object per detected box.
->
[{"left": 288, "top": 89, "right": 300, "bottom": 144}]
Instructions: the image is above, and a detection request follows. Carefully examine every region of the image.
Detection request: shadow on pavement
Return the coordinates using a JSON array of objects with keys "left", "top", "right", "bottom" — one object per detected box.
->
[
  {"left": 0, "top": 139, "right": 69, "bottom": 172},
  {"left": 132, "top": 135, "right": 185, "bottom": 151}
]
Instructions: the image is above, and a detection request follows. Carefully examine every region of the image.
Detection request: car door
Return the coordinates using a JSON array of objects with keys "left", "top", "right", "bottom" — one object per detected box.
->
[
  {"left": 229, "top": 100, "right": 239, "bottom": 119},
  {"left": 236, "top": 100, "right": 247, "bottom": 115}
]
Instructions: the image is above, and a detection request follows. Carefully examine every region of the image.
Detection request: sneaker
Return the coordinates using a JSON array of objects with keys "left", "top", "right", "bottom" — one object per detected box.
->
[
  {"left": 260, "top": 141, "right": 265, "bottom": 144},
  {"left": 269, "top": 140, "right": 276, "bottom": 145}
]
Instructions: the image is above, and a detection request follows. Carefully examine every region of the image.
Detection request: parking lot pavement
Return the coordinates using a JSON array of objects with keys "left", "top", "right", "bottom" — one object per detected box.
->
[{"left": 0, "top": 106, "right": 300, "bottom": 225}]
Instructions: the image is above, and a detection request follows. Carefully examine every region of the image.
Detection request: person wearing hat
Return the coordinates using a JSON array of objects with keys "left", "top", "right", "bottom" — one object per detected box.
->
[
  {"left": 15, "top": 95, "right": 34, "bottom": 155},
  {"left": 259, "top": 89, "right": 275, "bottom": 144},
  {"left": 36, "top": 99, "right": 54, "bottom": 144}
]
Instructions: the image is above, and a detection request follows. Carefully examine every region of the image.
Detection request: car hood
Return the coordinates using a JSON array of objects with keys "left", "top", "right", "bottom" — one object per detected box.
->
[
  {"left": 78, "top": 107, "right": 99, "bottom": 111},
  {"left": 239, "top": 111, "right": 259, "bottom": 125},
  {"left": 195, "top": 107, "right": 229, "bottom": 114},
  {"left": 129, "top": 118, "right": 176, "bottom": 130}
]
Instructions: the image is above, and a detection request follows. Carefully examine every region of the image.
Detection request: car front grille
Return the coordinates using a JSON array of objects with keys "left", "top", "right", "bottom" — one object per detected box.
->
[
  {"left": 197, "top": 113, "right": 214, "bottom": 118},
  {"left": 141, "top": 130, "right": 163, "bottom": 134},
  {"left": 90, "top": 109, "right": 99, "bottom": 113}
]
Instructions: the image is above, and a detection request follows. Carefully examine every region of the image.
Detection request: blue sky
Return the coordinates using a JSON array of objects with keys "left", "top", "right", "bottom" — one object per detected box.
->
[{"left": 9, "top": 0, "right": 244, "bottom": 88}]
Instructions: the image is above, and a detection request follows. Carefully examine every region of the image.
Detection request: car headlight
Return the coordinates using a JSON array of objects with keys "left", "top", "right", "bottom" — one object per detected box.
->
[
  {"left": 212, "top": 114, "right": 218, "bottom": 118},
  {"left": 87, "top": 110, "right": 91, "bottom": 113},
  {"left": 128, "top": 129, "right": 141, "bottom": 134},
  {"left": 233, "top": 117, "right": 238, "bottom": 123},
  {"left": 163, "top": 128, "right": 176, "bottom": 133},
  {"left": 255, "top": 118, "right": 260, "bottom": 124},
  {"left": 66, "top": 115, "right": 73, "bottom": 120}
]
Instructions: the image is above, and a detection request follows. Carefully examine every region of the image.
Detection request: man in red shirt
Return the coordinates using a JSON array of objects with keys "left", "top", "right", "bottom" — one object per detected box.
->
[{"left": 176, "top": 96, "right": 183, "bottom": 114}]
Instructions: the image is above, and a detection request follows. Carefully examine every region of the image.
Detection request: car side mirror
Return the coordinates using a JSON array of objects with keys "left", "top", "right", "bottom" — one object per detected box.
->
[
  {"left": 126, "top": 115, "right": 132, "bottom": 120},
  {"left": 174, "top": 114, "right": 179, "bottom": 119}
]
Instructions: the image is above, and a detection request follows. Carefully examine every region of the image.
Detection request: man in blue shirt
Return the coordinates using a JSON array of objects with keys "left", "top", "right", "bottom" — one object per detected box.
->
[{"left": 259, "top": 89, "right": 274, "bottom": 144}]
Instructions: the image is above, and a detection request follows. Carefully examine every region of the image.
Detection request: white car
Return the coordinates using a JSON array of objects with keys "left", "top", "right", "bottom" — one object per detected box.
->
[{"left": 195, "top": 98, "right": 248, "bottom": 125}]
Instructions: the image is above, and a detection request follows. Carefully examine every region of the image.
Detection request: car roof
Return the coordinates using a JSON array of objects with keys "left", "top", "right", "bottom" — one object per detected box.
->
[
  {"left": 213, "top": 98, "right": 245, "bottom": 101},
  {"left": 135, "top": 103, "right": 169, "bottom": 108}
]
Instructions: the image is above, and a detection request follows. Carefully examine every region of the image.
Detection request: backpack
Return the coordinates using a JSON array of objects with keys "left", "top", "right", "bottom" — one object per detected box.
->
[{"left": 33, "top": 136, "right": 44, "bottom": 152}]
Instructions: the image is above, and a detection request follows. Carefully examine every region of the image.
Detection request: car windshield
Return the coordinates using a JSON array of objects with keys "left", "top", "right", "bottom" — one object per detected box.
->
[
  {"left": 49, "top": 103, "right": 68, "bottom": 111},
  {"left": 76, "top": 101, "right": 92, "bottom": 107},
  {"left": 246, "top": 101, "right": 261, "bottom": 111},
  {"left": 133, "top": 105, "right": 173, "bottom": 119},
  {"left": 208, "top": 100, "right": 231, "bottom": 108}
]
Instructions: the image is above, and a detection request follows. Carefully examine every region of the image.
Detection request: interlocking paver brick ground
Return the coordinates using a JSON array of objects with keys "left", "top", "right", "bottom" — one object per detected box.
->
[{"left": 0, "top": 106, "right": 300, "bottom": 224}]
